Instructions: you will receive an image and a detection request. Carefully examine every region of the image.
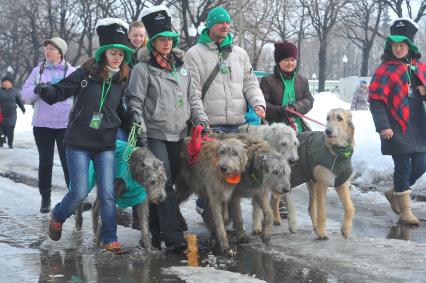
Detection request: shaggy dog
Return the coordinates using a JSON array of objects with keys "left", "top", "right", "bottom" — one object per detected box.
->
[
  {"left": 76, "top": 146, "right": 167, "bottom": 250},
  {"left": 175, "top": 137, "right": 248, "bottom": 255},
  {"left": 239, "top": 123, "right": 300, "bottom": 233},
  {"left": 275, "top": 108, "right": 356, "bottom": 240},
  {"left": 227, "top": 135, "right": 291, "bottom": 245}
]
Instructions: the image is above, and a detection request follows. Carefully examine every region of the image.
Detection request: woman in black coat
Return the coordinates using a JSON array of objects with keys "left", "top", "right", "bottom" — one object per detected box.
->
[{"left": 0, "top": 77, "right": 25, "bottom": 148}]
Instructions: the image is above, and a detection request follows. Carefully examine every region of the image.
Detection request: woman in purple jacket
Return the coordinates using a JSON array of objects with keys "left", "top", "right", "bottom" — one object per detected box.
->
[{"left": 21, "top": 37, "right": 76, "bottom": 213}]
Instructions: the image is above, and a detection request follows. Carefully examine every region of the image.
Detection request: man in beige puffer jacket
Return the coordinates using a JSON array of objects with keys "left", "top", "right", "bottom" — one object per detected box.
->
[{"left": 184, "top": 6, "right": 266, "bottom": 133}]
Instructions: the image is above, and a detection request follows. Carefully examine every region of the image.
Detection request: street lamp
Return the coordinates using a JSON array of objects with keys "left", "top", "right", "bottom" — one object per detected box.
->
[
  {"left": 342, "top": 54, "right": 348, "bottom": 77},
  {"left": 312, "top": 73, "right": 317, "bottom": 95}
]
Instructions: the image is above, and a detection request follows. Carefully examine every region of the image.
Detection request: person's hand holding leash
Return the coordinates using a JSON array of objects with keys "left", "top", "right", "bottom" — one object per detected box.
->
[{"left": 254, "top": 105, "right": 265, "bottom": 118}]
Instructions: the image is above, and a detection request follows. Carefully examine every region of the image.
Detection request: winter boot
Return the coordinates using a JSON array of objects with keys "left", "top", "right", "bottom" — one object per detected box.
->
[
  {"left": 396, "top": 190, "right": 420, "bottom": 226},
  {"left": 40, "top": 193, "right": 51, "bottom": 213},
  {"left": 47, "top": 213, "right": 63, "bottom": 241},
  {"left": 384, "top": 188, "right": 400, "bottom": 215}
]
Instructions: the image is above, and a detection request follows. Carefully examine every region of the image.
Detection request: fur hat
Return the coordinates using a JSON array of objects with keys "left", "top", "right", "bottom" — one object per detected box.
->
[
  {"left": 141, "top": 5, "right": 179, "bottom": 52},
  {"left": 44, "top": 37, "right": 68, "bottom": 58},
  {"left": 95, "top": 18, "right": 134, "bottom": 64},
  {"left": 385, "top": 18, "right": 419, "bottom": 53},
  {"left": 274, "top": 41, "right": 298, "bottom": 63},
  {"left": 206, "top": 7, "right": 231, "bottom": 29}
]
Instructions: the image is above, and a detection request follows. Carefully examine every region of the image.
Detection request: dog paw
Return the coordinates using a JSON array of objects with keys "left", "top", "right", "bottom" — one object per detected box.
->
[
  {"left": 261, "top": 233, "right": 271, "bottom": 244},
  {"left": 224, "top": 248, "right": 237, "bottom": 257},
  {"left": 341, "top": 226, "right": 352, "bottom": 239},
  {"left": 237, "top": 236, "right": 251, "bottom": 244},
  {"left": 252, "top": 229, "right": 262, "bottom": 235},
  {"left": 288, "top": 226, "right": 297, "bottom": 234},
  {"left": 273, "top": 218, "right": 281, "bottom": 226},
  {"left": 316, "top": 235, "right": 329, "bottom": 240}
]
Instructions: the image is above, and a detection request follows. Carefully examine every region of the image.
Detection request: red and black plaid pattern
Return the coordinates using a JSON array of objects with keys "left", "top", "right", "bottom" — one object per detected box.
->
[
  {"left": 369, "top": 59, "right": 426, "bottom": 133},
  {"left": 152, "top": 50, "right": 173, "bottom": 71}
]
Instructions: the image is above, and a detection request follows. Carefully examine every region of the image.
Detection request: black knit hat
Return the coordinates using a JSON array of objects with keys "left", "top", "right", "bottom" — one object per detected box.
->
[
  {"left": 95, "top": 18, "right": 134, "bottom": 64},
  {"left": 1, "top": 76, "right": 13, "bottom": 84},
  {"left": 274, "top": 41, "right": 298, "bottom": 63},
  {"left": 141, "top": 5, "right": 179, "bottom": 52}
]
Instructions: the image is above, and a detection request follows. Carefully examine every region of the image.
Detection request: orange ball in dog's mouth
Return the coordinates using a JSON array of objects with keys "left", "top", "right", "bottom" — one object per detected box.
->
[{"left": 223, "top": 173, "right": 241, "bottom": 184}]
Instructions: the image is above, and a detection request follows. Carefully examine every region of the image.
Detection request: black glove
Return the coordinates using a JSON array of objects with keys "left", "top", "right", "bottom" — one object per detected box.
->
[
  {"left": 285, "top": 105, "right": 297, "bottom": 117},
  {"left": 279, "top": 106, "right": 289, "bottom": 120},
  {"left": 34, "top": 82, "right": 49, "bottom": 95},
  {"left": 136, "top": 135, "right": 148, "bottom": 147}
]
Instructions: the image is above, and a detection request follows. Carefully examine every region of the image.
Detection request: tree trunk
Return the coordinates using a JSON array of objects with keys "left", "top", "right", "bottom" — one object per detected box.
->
[{"left": 318, "top": 40, "right": 327, "bottom": 92}]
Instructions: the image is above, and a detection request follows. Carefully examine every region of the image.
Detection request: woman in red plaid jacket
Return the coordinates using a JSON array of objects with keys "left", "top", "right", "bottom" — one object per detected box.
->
[{"left": 369, "top": 18, "right": 426, "bottom": 226}]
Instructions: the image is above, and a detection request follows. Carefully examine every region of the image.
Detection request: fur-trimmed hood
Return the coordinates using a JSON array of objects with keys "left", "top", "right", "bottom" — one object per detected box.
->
[{"left": 137, "top": 47, "right": 185, "bottom": 63}]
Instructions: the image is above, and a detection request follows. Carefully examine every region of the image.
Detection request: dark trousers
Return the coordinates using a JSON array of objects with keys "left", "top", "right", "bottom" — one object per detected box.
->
[
  {"left": 147, "top": 138, "right": 184, "bottom": 246},
  {"left": 33, "top": 127, "right": 70, "bottom": 196},
  {"left": 392, "top": 152, "right": 426, "bottom": 192},
  {"left": 1, "top": 124, "right": 15, "bottom": 146}
]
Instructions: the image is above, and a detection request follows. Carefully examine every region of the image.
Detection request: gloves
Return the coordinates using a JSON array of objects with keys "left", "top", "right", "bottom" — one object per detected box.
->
[
  {"left": 284, "top": 105, "right": 297, "bottom": 117},
  {"left": 199, "top": 120, "right": 209, "bottom": 129},
  {"left": 131, "top": 112, "right": 148, "bottom": 147},
  {"left": 279, "top": 107, "right": 289, "bottom": 120},
  {"left": 34, "top": 83, "right": 49, "bottom": 95}
]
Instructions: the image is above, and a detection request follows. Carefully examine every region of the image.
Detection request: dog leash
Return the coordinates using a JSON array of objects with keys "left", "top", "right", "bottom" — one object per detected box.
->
[
  {"left": 187, "top": 125, "right": 215, "bottom": 166},
  {"left": 285, "top": 108, "right": 326, "bottom": 127}
]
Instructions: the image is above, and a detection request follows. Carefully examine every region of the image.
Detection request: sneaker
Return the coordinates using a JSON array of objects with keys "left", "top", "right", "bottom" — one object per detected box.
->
[
  {"left": 195, "top": 197, "right": 205, "bottom": 215},
  {"left": 47, "top": 214, "right": 63, "bottom": 241},
  {"left": 102, "top": 241, "right": 130, "bottom": 255}
]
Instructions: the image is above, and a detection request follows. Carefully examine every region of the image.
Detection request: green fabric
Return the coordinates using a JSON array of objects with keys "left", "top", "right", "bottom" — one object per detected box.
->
[
  {"left": 147, "top": 31, "right": 179, "bottom": 52},
  {"left": 385, "top": 35, "right": 419, "bottom": 53},
  {"left": 198, "top": 28, "right": 233, "bottom": 48},
  {"left": 279, "top": 72, "right": 303, "bottom": 133},
  {"left": 290, "top": 131, "right": 353, "bottom": 187},
  {"left": 87, "top": 140, "right": 147, "bottom": 208},
  {"left": 94, "top": 44, "right": 134, "bottom": 64},
  {"left": 205, "top": 7, "right": 231, "bottom": 28}
]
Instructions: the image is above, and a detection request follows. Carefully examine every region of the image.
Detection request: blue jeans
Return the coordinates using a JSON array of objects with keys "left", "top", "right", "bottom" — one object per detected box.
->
[
  {"left": 52, "top": 146, "right": 117, "bottom": 244},
  {"left": 116, "top": 127, "right": 128, "bottom": 142},
  {"left": 392, "top": 152, "right": 426, "bottom": 192}
]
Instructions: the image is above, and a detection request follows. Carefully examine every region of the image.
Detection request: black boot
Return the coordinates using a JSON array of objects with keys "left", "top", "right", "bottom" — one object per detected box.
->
[{"left": 40, "top": 191, "right": 51, "bottom": 213}]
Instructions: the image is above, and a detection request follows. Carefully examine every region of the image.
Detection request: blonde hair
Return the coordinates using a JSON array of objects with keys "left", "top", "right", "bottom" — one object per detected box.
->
[{"left": 129, "top": 21, "right": 148, "bottom": 47}]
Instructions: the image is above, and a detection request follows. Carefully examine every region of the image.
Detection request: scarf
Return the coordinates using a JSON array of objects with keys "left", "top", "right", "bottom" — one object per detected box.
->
[
  {"left": 198, "top": 28, "right": 233, "bottom": 49},
  {"left": 278, "top": 69, "right": 303, "bottom": 132},
  {"left": 152, "top": 50, "right": 175, "bottom": 71},
  {"left": 369, "top": 58, "right": 426, "bottom": 133}
]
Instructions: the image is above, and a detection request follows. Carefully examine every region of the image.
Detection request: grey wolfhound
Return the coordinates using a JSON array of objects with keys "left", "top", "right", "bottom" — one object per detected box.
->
[
  {"left": 239, "top": 123, "right": 300, "bottom": 233},
  {"left": 227, "top": 135, "right": 291, "bottom": 245},
  {"left": 87, "top": 146, "right": 167, "bottom": 250},
  {"left": 281, "top": 108, "right": 356, "bottom": 240},
  {"left": 176, "top": 137, "right": 248, "bottom": 255}
]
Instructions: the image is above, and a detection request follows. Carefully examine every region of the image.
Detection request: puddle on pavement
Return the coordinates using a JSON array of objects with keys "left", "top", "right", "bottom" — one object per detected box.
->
[{"left": 34, "top": 236, "right": 332, "bottom": 283}]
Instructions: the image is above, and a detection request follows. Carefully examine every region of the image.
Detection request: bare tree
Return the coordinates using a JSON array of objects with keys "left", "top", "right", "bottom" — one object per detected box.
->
[
  {"left": 340, "top": 0, "right": 384, "bottom": 76},
  {"left": 383, "top": 0, "right": 426, "bottom": 22},
  {"left": 301, "top": 0, "right": 349, "bottom": 92}
]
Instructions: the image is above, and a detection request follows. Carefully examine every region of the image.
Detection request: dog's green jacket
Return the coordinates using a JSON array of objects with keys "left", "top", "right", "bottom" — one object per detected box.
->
[
  {"left": 85, "top": 140, "right": 147, "bottom": 208},
  {"left": 291, "top": 131, "right": 353, "bottom": 187}
]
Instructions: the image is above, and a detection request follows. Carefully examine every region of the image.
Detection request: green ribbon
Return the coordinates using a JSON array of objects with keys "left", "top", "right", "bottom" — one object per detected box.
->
[{"left": 332, "top": 145, "right": 354, "bottom": 159}]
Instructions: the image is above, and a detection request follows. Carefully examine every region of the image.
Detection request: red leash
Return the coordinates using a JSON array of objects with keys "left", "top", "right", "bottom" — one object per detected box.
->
[
  {"left": 187, "top": 125, "right": 215, "bottom": 166},
  {"left": 285, "top": 108, "right": 326, "bottom": 128}
]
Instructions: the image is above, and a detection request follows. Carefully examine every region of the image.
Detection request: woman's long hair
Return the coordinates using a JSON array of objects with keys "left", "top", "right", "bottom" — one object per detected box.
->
[
  {"left": 81, "top": 54, "right": 130, "bottom": 82},
  {"left": 381, "top": 49, "right": 422, "bottom": 62}
]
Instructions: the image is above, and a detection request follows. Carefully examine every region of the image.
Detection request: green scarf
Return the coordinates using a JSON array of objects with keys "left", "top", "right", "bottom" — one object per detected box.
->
[
  {"left": 279, "top": 71, "right": 303, "bottom": 132},
  {"left": 198, "top": 28, "right": 233, "bottom": 48}
]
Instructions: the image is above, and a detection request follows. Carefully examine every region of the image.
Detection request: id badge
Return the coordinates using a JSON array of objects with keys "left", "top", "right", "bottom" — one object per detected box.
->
[
  {"left": 89, "top": 112, "right": 103, "bottom": 129},
  {"left": 219, "top": 60, "right": 230, "bottom": 74},
  {"left": 177, "top": 92, "right": 184, "bottom": 108}
]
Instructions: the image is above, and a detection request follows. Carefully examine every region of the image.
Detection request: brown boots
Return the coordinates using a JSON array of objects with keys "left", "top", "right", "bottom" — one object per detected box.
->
[
  {"left": 384, "top": 188, "right": 400, "bottom": 215},
  {"left": 395, "top": 190, "right": 420, "bottom": 226}
]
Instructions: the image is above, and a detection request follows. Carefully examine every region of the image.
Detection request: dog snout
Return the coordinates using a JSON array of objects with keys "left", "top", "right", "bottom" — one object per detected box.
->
[
  {"left": 220, "top": 165, "right": 228, "bottom": 173},
  {"left": 289, "top": 158, "right": 299, "bottom": 166},
  {"left": 325, "top": 128, "right": 333, "bottom": 137}
]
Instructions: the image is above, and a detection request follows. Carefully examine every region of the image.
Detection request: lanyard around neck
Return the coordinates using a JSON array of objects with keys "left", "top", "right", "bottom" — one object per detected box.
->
[
  {"left": 279, "top": 72, "right": 295, "bottom": 106},
  {"left": 99, "top": 77, "right": 113, "bottom": 112}
]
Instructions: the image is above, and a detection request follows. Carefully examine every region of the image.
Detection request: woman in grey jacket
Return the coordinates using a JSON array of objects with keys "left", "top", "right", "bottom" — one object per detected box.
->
[{"left": 126, "top": 5, "right": 208, "bottom": 253}]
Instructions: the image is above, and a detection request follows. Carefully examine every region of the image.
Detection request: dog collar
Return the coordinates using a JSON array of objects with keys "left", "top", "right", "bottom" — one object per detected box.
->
[{"left": 332, "top": 145, "right": 353, "bottom": 159}]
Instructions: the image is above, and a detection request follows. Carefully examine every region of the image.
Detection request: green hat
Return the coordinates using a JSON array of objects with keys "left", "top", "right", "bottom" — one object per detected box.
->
[
  {"left": 94, "top": 18, "right": 134, "bottom": 64},
  {"left": 206, "top": 7, "right": 231, "bottom": 29},
  {"left": 141, "top": 5, "right": 179, "bottom": 52},
  {"left": 385, "top": 35, "right": 419, "bottom": 53}
]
